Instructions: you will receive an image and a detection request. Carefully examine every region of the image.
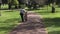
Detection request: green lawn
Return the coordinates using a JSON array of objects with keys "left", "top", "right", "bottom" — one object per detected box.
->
[
  {"left": 0, "top": 10, "right": 21, "bottom": 34},
  {"left": 34, "top": 6, "right": 60, "bottom": 34},
  {"left": 0, "top": 6, "right": 60, "bottom": 34}
]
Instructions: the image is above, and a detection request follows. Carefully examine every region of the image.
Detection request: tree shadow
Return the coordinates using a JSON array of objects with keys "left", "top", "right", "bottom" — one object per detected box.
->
[
  {"left": 0, "top": 8, "right": 20, "bottom": 10},
  {"left": 0, "top": 18, "right": 21, "bottom": 23},
  {"left": 9, "top": 20, "right": 47, "bottom": 34},
  {"left": 0, "top": 24, "right": 18, "bottom": 34},
  {"left": 0, "top": 25, "right": 16, "bottom": 31},
  {"left": 26, "top": 8, "right": 46, "bottom": 11},
  {"left": 35, "top": 11, "right": 51, "bottom": 15},
  {"left": 44, "top": 17, "right": 60, "bottom": 27},
  {"left": 0, "top": 8, "right": 9, "bottom": 10},
  {"left": 4, "top": 10, "right": 14, "bottom": 12},
  {"left": 0, "top": 21, "right": 2, "bottom": 23},
  {"left": 0, "top": 18, "right": 21, "bottom": 34},
  {"left": 49, "top": 31, "right": 60, "bottom": 34},
  {"left": 8, "top": 13, "right": 47, "bottom": 34}
]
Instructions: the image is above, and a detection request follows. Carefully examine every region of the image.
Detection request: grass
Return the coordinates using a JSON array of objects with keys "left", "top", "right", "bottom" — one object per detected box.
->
[
  {"left": 0, "top": 10, "right": 21, "bottom": 34},
  {"left": 0, "top": 6, "right": 60, "bottom": 34},
  {"left": 34, "top": 6, "right": 60, "bottom": 34}
]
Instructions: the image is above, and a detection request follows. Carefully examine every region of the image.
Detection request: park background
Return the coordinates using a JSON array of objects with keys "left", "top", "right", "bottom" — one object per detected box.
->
[{"left": 0, "top": 0, "right": 60, "bottom": 34}]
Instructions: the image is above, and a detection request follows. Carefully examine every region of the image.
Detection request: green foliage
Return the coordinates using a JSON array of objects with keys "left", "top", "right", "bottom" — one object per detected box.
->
[{"left": 8, "top": 0, "right": 19, "bottom": 5}]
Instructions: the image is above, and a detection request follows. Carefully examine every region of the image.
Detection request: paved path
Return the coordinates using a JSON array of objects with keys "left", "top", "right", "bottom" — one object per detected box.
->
[{"left": 8, "top": 11, "right": 48, "bottom": 34}]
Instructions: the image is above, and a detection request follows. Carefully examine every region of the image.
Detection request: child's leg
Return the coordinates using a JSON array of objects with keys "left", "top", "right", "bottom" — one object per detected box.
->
[{"left": 25, "top": 12, "right": 27, "bottom": 21}]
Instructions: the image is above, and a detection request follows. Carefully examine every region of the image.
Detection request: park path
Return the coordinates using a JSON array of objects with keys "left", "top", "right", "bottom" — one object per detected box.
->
[{"left": 9, "top": 11, "right": 48, "bottom": 34}]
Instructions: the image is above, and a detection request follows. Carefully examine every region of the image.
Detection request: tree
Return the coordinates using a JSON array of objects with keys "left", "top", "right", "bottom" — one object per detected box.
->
[
  {"left": 2, "top": 0, "right": 8, "bottom": 4},
  {"left": 8, "top": 0, "right": 19, "bottom": 9},
  {"left": 18, "top": 0, "right": 28, "bottom": 8},
  {"left": 0, "top": 0, "right": 2, "bottom": 16},
  {"left": 56, "top": 0, "right": 60, "bottom": 7},
  {"left": 51, "top": 0, "right": 56, "bottom": 13},
  {"left": 0, "top": 0, "right": 2, "bottom": 9},
  {"left": 8, "top": 0, "right": 12, "bottom": 9},
  {"left": 27, "top": 0, "right": 48, "bottom": 9}
]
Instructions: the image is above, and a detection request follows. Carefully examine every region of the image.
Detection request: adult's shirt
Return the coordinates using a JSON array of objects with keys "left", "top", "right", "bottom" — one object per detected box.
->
[
  {"left": 0, "top": 0, "right": 2, "bottom": 3},
  {"left": 20, "top": 9, "right": 26, "bottom": 14}
]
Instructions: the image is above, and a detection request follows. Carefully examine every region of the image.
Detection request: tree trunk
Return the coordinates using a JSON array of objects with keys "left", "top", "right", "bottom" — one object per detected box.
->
[
  {"left": 0, "top": 3, "right": 1, "bottom": 16},
  {"left": 8, "top": 4, "right": 11, "bottom": 9},
  {"left": 52, "top": 6, "right": 55, "bottom": 13},
  {"left": 15, "top": 5, "right": 18, "bottom": 9},
  {"left": 51, "top": 0, "right": 56, "bottom": 13}
]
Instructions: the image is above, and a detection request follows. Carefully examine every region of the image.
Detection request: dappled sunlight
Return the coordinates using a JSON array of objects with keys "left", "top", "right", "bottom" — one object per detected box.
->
[
  {"left": 44, "top": 17, "right": 60, "bottom": 27},
  {"left": 0, "top": 18, "right": 20, "bottom": 23},
  {"left": 0, "top": 17, "right": 21, "bottom": 23},
  {"left": 48, "top": 31, "right": 60, "bottom": 34},
  {"left": 9, "top": 12, "right": 47, "bottom": 34},
  {"left": 0, "top": 10, "right": 20, "bottom": 23},
  {"left": 0, "top": 4, "right": 60, "bottom": 34},
  {"left": 0, "top": 10, "right": 21, "bottom": 34},
  {"left": 0, "top": 24, "right": 17, "bottom": 34},
  {"left": 43, "top": 17, "right": 60, "bottom": 34}
]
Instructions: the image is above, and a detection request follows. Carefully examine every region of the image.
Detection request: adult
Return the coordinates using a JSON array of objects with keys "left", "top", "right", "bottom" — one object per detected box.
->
[{"left": 20, "top": 8, "right": 27, "bottom": 22}]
